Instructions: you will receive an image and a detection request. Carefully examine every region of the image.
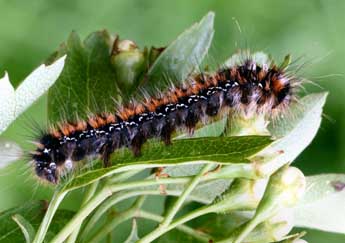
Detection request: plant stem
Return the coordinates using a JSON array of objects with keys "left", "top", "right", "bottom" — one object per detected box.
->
[
  {"left": 80, "top": 170, "right": 143, "bottom": 238},
  {"left": 138, "top": 210, "right": 211, "bottom": 243},
  {"left": 107, "top": 169, "right": 143, "bottom": 184},
  {"left": 109, "top": 177, "right": 189, "bottom": 191},
  {"left": 50, "top": 187, "right": 113, "bottom": 243},
  {"left": 81, "top": 190, "right": 145, "bottom": 239},
  {"left": 151, "top": 196, "right": 244, "bottom": 240},
  {"left": 82, "top": 184, "right": 216, "bottom": 238},
  {"left": 87, "top": 196, "right": 146, "bottom": 242},
  {"left": 86, "top": 206, "right": 213, "bottom": 243},
  {"left": 47, "top": 162, "right": 257, "bottom": 243},
  {"left": 138, "top": 163, "right": 213, "bottom": 243},
  {"left": 32, "top": 191, "right": 68, "bottom": 243},
  {"left": 33, "top": 169, "right": 142, "bottom": 243},
  {"left": 163, "top": 164, "right": 213, "bottom": 226},
  {"left": 89, "top": 208, "right": 136, "bottom": 242},
  {"left": 83, "top": 162, "right": 257, "bottom": 235},
  {"left": 168, "top": 205, "right": 217, "bottom": 229},
  {"left": 66, "top": 181, "right": 99, "bottom": 243},
  {"left": 50, "top": 177, "right": 187, "bottom": 243},
  {"left": 134, "top": 203, "right": 222, "bottom": 243}
]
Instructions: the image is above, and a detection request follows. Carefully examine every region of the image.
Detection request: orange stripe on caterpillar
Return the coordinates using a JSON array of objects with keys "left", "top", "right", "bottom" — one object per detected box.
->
[{"left": 31, "top": 52, "right": 299, "bottom": 183}]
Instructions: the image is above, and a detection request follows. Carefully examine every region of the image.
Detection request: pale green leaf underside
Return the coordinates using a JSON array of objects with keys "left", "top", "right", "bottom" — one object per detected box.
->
[
  {"left": 0, "top": 55, "right": 66, "bottom": 134},
  {"left": 293, "top": 174, "right": 345, "bottom": 234},
  {"left": 144, "top": 11, "right": 214, "bottom": 94},
  {"left": 0, "top": 72, "right": 15, "bottom": 134},
  {"left": 251, "top": 92, "right": 328, "bottom": 175}
]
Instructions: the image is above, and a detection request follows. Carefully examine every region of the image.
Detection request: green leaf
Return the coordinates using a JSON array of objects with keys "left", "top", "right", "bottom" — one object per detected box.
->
[
  {"left": 142, "top": 12, "right": 214, "bottom": 95},
  {"left": 0, "top": 200, "right": 74, "bottom": 243},
  {"left": 171, "top": 118, "right": 228, "bottom": 178},
  {"left": 0, "top": 56, "right": 65, "bottom": 134},
  {"left": 45, "top": 210, "right": 75, "bottom": 241},
  {"left": 47, "top": 30, "right": 119, "bottom": 122},
  {"left": 111, "top": 136, "right": 270, "bottom": 165},
  {"left": 293, "top": 174, "right": 345, "bottom": 234},
  {"left": 62, "top": 136, "right": 272, "bottom": 191},
  {"left": 0, "top": 201, "right": 46, "bottom": 243},
  {"left": 156, "top": 229, "right": 204, "bottom": 243},
  {"left": 124, "top": 219, "right": 140, "bottom": 243},
  {"left": 0, "top": 139, "right": 22, "bottom": 169},
  {"left": 267, "top": 93, "right": 327, "bottom": 139},
  {"left": 12, "top": 214, "right": 36, "bottom": 243},
  {"left": 252, "top": 92, "right": 328, "bottom": 176},
  {"left": 47, "top": 12, "right": 214, "bottom": 120}
]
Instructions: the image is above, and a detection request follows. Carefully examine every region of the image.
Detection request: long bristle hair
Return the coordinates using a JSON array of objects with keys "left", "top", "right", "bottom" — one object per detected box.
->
[{"left": 30, "top": 50, "right": 302, "bottom": 183}]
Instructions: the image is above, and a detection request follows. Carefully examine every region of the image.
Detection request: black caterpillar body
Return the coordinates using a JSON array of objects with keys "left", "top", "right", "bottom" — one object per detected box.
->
[{"left": 32, "top": 55, "right": 297, "bottom": 183}]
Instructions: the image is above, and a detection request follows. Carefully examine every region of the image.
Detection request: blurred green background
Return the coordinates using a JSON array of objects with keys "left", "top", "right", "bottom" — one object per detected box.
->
[{"left": 0, "top": 0, "right": 344, "bottom": 242}]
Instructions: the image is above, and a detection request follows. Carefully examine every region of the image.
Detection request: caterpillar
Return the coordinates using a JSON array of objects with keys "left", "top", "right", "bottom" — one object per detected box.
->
[{"left": 31, "top": 52, "right": 299, "bottom": 183}]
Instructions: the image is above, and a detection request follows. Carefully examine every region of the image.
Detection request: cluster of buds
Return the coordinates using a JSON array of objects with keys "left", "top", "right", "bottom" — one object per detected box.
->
[{"left": 209, "top": 165, "right": 306, "bottom": 243}]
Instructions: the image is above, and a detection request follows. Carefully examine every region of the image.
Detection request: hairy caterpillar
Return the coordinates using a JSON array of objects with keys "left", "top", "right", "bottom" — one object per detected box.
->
[{"left": 31, "top": 52, "right": 299, "bottom": 183}]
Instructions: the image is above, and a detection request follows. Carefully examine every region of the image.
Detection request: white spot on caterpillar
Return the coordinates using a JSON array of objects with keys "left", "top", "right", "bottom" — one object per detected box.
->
[
  {"left": 65, "top": 158, "right": 73, "bottom": 170},
  {"left": 280, "top": 77, "right": 290, "bottom": 85},
  {"left": 49, "top": 162, "right": 56, "bottom": 169}
]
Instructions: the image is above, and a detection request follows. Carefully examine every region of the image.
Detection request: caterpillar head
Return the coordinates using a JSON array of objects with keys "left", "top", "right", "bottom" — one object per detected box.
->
[{"left": 31, "top": 134, "right": 64, "bottom": 184}]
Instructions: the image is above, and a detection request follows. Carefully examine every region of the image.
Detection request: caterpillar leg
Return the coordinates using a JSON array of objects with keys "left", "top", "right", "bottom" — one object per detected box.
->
[{"left": 101, "top": 144, "right": 113, "bottom": 167}]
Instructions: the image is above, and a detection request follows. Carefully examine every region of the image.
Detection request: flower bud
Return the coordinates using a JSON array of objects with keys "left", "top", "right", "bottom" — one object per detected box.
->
[
  {"left": 219, "top": 209, "right": 294, "bottom": 243},
  {"left": 110, "top": 37, "right": 147, "bottom": 97},
  {"left": 114, "top": 39, "right": 137, "bottom": 53},
  {"left": 248, "top": 208, "right": 294, "bottom": 243},
  {"left": 232, "top": 166, "right": 305, "bottom": 243},
  {"left": 278, "top": 166, "right": 306, "bottom": 207}
]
